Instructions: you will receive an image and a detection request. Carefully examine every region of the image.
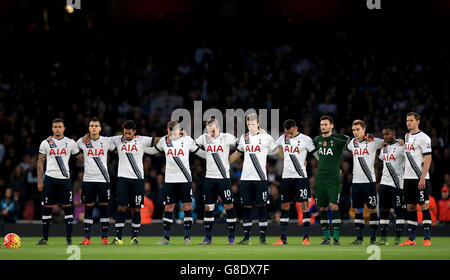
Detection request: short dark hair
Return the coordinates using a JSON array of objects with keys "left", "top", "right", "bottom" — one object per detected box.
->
[
  {"left": 167, "top": 120, "right": 179, "bottom": 131},
  {"left": 407, "top": 112, "right": 420, "bottom": 121},
  {"left": 383, "top": 124, "right": 397, "bottom": 134},
  {"left": 52, "top": 118, "right": 64, "bottom": 125},
  {"left": 383, "top": 124, "right": 396, "bottom": 131},
  {"left": 284, "top": 119, "right": 297, "bottom": 130},
  {"left": 122, "top": 120, "right": 136, "bottom": 130},
  {"left": 320, "top": 115, "right": 334, "bottom": 124},
  {"left": 89, "top": 117, "right": 101, "bottom": 125}
]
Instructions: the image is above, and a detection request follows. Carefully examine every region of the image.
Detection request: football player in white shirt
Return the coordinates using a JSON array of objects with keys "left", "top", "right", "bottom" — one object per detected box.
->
[
  {"left": 377, "top": 125, "right": 406, "bottom": 245},
  {"left": 399, "top": 112, "right": 432, "bottom": 246},
  {"left": 195, "top": 118, "right": 238, "bottom": 245},
  {"left": 229, "top": 113, "right": 279, "bottom": 245},
  {"left": 36, "top": 119, "right": 83, "bottom": 245},
  {"left": 271, "top": 119, "right": 317, "bottom": 246},
  {"left": 107, "top": 120, "right": 157, "bottom": 245},
  {"left": 145, "top": 120, "right": 206, "bottom": 245},
  {"left": 78, "top": 118, "right": 115, "bottom": 245},
  {"left": 347, "top": 119, "right": 384, "bottom": 245}
]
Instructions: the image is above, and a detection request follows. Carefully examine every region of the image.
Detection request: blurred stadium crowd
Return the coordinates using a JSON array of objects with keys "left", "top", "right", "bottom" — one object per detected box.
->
[{"left": 0, "top": 16, "right": 449, "bottom": 224}]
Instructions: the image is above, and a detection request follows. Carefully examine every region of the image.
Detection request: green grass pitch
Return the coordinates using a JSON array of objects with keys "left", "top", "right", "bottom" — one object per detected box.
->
[{"left": 1, "top": 236, "right": 450, "bottom": 260}]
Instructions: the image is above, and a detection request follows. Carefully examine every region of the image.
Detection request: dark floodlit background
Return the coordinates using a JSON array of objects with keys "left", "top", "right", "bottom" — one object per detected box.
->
[{"left": 0, "top": 0, "right": 449, "bottom": 226}]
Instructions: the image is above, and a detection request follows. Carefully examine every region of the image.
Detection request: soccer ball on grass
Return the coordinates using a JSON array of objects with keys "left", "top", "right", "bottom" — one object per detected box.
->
[{"left": 3, "top": 233, "right": 21, "bottom": 249}]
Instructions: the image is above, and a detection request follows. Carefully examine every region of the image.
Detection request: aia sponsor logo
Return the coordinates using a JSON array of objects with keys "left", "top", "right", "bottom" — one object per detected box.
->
[
  {"left": 206, "top": 145, "right": 224, "bottom": 153},
  {"left": 354, "top": 148, "right": 369, "bottom": 156},
  {"left": 87, "top": 149, "right": 105, "bottom": 156},
  {"left": 121, "top": 144, "right": 138, "bottom": 152},
  {"left": 382, "top": 154, "right": 396, "bottom": 161},
  {"left": 167, "top": 149, "right": 185, "bottom": 156},
  {"left": 245, "top": 145, "right": 261, "bottom": 153},
  {"left": 284, "top": 146, "right": 300, "bottom": 154},
  {"left": 49, "top": 148, "right": 67, "bottom": 156},
  {"left": 405, "top": 144, "right": 416, "bottom": 152}
]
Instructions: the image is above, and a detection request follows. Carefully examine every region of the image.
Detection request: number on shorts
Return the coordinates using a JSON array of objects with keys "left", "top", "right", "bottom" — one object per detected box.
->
[
  {"left": 299, "top": 189, "right": 307, "bottom": 199},
  {"left": 419, "top": 191, "right": 424, "bottom": 202},
  {"left": 224, "top": 189, "right": 231, "bottom": 200},
  {"left": 262, "top": 191, "right": 268, "bottom": 201},
  {"left": 135, "top": 195, "right": 142, "bottom": 206},
  {"left": 69, "top": 191, "right": 73, "bottom": 202},
  {"left": 396, "top": 195, "right": 401, "bottom": 206},
  {"left": 368, "top": 196, "right": 376, "bottom": 206}
]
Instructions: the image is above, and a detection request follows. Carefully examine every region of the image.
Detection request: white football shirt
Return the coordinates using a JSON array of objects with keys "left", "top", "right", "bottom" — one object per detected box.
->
[
  {"left": 195, "top": 132, "right": 237, "bottom": 179},
  {"left": 347, "top": 137, "right": 384, "bottom": 183},
  {"left": 77, "top": 136, "right": 115, "bottom": 183},
  {"left": 379, "top": 141, "right": 405, "bottom": 189},
  {"left": 110, "top": 135, "right": 154, "bottom": 180},
  {"left": 145, "top": 135, "right": 205, "bottom": 183},
  {"left": 275, "top": 133, "right": 316, "bottom": 179},
  {"left": 39, "top": 137, "right": 80, "bottom": 179},
  {"left": 404, "top": 131, "right": 432, "bottom": 180},
  {"left": 237, "top": 133, "right": 278, "bottom": 181}
]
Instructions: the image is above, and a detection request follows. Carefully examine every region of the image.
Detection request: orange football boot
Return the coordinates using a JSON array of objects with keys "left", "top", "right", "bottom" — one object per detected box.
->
[
  {"left": 302, "top": 238, "right": 310, "bottom": 245},
  {"left": 80, "top": 238, "right": 92, "bottom": 245},
  {"left": 422, "top": 239, "right": 432, "bottom": 246},
  {"left": 101, "top": 237, "right": 109, "bottom": 245},
  {"left": 398, "top": 239, "right": 416, "bottom": 246},
  {"left": 272, "top": 238, "right": 287, "bottom": 245}
]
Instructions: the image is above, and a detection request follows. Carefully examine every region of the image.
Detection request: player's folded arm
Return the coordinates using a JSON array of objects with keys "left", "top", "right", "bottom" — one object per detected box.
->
[
  {"left": 191, "top": 144, "right": 206, "bottom": 159},
  {"left": 144, "top": 146, "right": 161, "bottom": 155}
]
